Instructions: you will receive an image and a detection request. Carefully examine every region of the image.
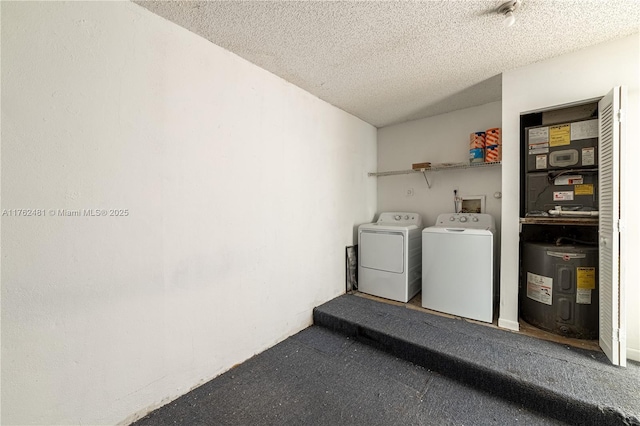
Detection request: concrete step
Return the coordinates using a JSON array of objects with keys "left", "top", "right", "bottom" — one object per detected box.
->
[{"left": 313, "top": 294, "right": 640, "bottom": 426}]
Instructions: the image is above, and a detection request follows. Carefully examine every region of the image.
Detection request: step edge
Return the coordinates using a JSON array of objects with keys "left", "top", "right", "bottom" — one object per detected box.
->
[{"left": 313, "top": 307, "right": 636, "bottom": 426}]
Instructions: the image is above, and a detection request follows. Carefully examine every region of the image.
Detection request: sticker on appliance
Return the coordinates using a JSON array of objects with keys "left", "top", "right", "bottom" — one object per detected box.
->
[
  {"left": 571, "top": 119, "right": 598, "bottom": 141},
  {"left": 577, "top": 267, "right": 595, "bottom": 289},
  {"left": 577, "top": 289, "right": 592, "bottom": 304},
  {"left": 535, "top": 155, "right": 547, "bottom": 169},
  {"left": 582, "top": 147, "right": 595, "bottom": 166},
  {"left": 528, "top": 127, "right": 549, "bottom": 144},
  {"left": 553, "top": 191, "right": 574, "bottom": 201},
  {"left": 554, "top": 175, "right": 583, "bottom": 185},
  {"left": 575, "top": 184, "right": 594, "bottom": 196},
  {"left": 527, "top": 272, "right": 553, "bottom": 305},
  {"left": 529, "top": 143, "right": 549, "bottom": 155},
  {"left": 576, "top": 267, "right": 595, "bottom": 305},
  {"left": 550, "top": 124, "right": 571, "bottom": 147}
]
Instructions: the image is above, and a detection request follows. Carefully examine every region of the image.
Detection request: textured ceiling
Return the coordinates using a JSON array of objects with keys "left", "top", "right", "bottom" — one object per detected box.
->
[{"left": 135, "top": 0, "right": 640, "bottom": 128}]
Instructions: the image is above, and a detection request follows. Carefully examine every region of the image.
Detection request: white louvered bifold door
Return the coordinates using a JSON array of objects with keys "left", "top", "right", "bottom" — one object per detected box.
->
[{"left": 598, "top": 86, "right": 626, "bottom": 367}]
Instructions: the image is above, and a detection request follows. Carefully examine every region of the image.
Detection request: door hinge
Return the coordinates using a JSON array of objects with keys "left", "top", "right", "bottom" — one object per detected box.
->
[
  {"left": 619, "top": 328, "right": 626, "bottom": 344},
  {"left": 617, "top": 219, "right": 625, "bottom": 232},
  {"left": 617, "top": 109, "right": 624, "bottom": 123},
  {"left": 611, "top": 328, "right": 620, "bottom": 342},
  {"left": 613, "top": 328, "right": 620, "bottom": 342}
]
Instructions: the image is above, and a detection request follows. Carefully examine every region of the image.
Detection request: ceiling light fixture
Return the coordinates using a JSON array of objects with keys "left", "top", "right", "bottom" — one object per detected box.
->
[{"left": 497, "top": 0, "right": 521, "bottom": 28}]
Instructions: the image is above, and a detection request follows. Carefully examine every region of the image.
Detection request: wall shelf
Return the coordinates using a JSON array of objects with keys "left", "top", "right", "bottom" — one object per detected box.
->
[{"left": 368, "top": 161, "right": 501, "bottom": 177}]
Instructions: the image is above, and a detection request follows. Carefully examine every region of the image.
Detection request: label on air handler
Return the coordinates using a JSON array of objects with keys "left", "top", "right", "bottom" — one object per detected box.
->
[
  {"left": 554, "top": 175, "right": 583, "bottom": 185},
  {"left": 527, "top": 272, "right": 553, "bottom": 305},
  {"left": 529, "top": 127, "right": 550, "bottom": 157},
  {"left": 582, "top": 147, "right": 595, "bottom": 166},
  {"left": 571, "top": 119, "right": 598, "bottom": 141},
  {"left": 529, "top": 127, "right": 549, "bottom": 144},
  {"left": 549, "top": 124, "right": 571, "bottom": 147},
  {"left": 553, "top": 191, "right": 574, "bottom": 201},
  {"left": 575, "top": 184, "right": 594, "bottom": 196},
  {"left": 536, "top": 154, "right": 547, "bottom": 169}
]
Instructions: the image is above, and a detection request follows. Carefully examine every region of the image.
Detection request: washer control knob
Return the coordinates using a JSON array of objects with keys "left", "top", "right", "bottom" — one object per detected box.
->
[
  {"left": 449, "top": 216, "right": 455, "bottom": 221},
  {"left": 394, "top": 215, "right": 401, "bottom": 221},
  {"left": 472, "top": 216, "right": 479, "bottom": 222},
  {"left": 404, "top": 215, "right": 409, "bottom": 220},
  {"left": 459, "top": 216, "right": 468, "bottom": 223}
]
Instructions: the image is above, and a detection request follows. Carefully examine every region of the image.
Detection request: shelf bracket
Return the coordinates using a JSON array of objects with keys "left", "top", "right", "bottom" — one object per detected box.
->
[{"left": 422, "top": 171, "right": 432, "bottom": 189}]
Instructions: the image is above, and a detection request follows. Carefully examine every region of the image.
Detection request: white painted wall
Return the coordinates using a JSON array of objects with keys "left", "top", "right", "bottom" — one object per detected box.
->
[
  {"left": 377, "top": 102, "right": 502, "bottom": 228},
  {"left": 501, "top": 34, "right": 640, "bottom": 360},
  {"left": 0, "top": 2, "right": 376, "bottom": 424}
]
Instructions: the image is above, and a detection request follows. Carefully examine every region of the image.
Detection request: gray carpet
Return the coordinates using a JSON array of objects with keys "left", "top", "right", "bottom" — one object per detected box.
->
[
  {"left": 313, "top": 294, "right": 640, "bottom": 426},
  {"left": 133, "top": 326, "right": 565, "bottom": 426}
]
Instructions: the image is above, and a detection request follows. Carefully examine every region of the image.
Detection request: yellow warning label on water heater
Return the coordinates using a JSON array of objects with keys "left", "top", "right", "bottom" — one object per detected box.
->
[
  {"left": 549, "top": 124, "right": 571, "bottom": 147},
  {"left": 577, "top": 267, "right": 596, "bottom": 289},
  {"left": 575, "top": 184, "right": 594, "bottom": 195}
]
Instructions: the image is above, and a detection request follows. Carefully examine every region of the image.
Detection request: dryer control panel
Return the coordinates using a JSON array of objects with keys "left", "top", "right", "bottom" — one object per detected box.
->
[
  {"left": 435, "top": 213, "right": 495, "bottom": 230},
  {"left": 377, "top": 212, "right": 422, "bottom": 227}
]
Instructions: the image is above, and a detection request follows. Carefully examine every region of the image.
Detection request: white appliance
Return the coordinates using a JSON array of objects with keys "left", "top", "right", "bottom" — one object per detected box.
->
[
  {"left": 358, "top": 212, "right": 423, "bottom": 303},
  {"left": 422, "top": 213, "right": 496, "bottom": 323}
]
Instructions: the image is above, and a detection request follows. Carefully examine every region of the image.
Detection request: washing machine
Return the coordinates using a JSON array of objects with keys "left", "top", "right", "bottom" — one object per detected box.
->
[
  {"left": 422, "top": 213, "right": 496, "bottom": 323},
  {"left": 358, "top": 212, "right": 423, "bottom": 303}
]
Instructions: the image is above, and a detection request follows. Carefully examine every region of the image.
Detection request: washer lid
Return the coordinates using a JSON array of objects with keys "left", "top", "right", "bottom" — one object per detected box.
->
[{"left": 422, "top": 227, "right": 493, "bottom": 236}]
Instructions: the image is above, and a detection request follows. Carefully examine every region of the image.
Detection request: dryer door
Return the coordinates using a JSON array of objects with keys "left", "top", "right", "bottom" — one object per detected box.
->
[{"left": 360, "top": 231, "right": 405, "bottom": 273}]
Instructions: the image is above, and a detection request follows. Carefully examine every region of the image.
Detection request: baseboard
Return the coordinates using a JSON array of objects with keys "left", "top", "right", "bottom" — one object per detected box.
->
[
  {"left": 627, "top": 347, "right": 640, "bottom": 363},
  {"left": 498, "top": 317, "right": 520, "bottom": 331}
]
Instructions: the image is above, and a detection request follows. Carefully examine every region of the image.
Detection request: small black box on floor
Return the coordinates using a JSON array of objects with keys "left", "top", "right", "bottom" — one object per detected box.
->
[{"left": 346, "top": 245, "right": 357, "bottom": 292}]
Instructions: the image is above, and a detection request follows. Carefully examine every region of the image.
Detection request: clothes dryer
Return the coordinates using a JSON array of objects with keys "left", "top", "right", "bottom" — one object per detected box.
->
[{"left": 358, "top": 212, "right": 423, "bottom": 303}]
